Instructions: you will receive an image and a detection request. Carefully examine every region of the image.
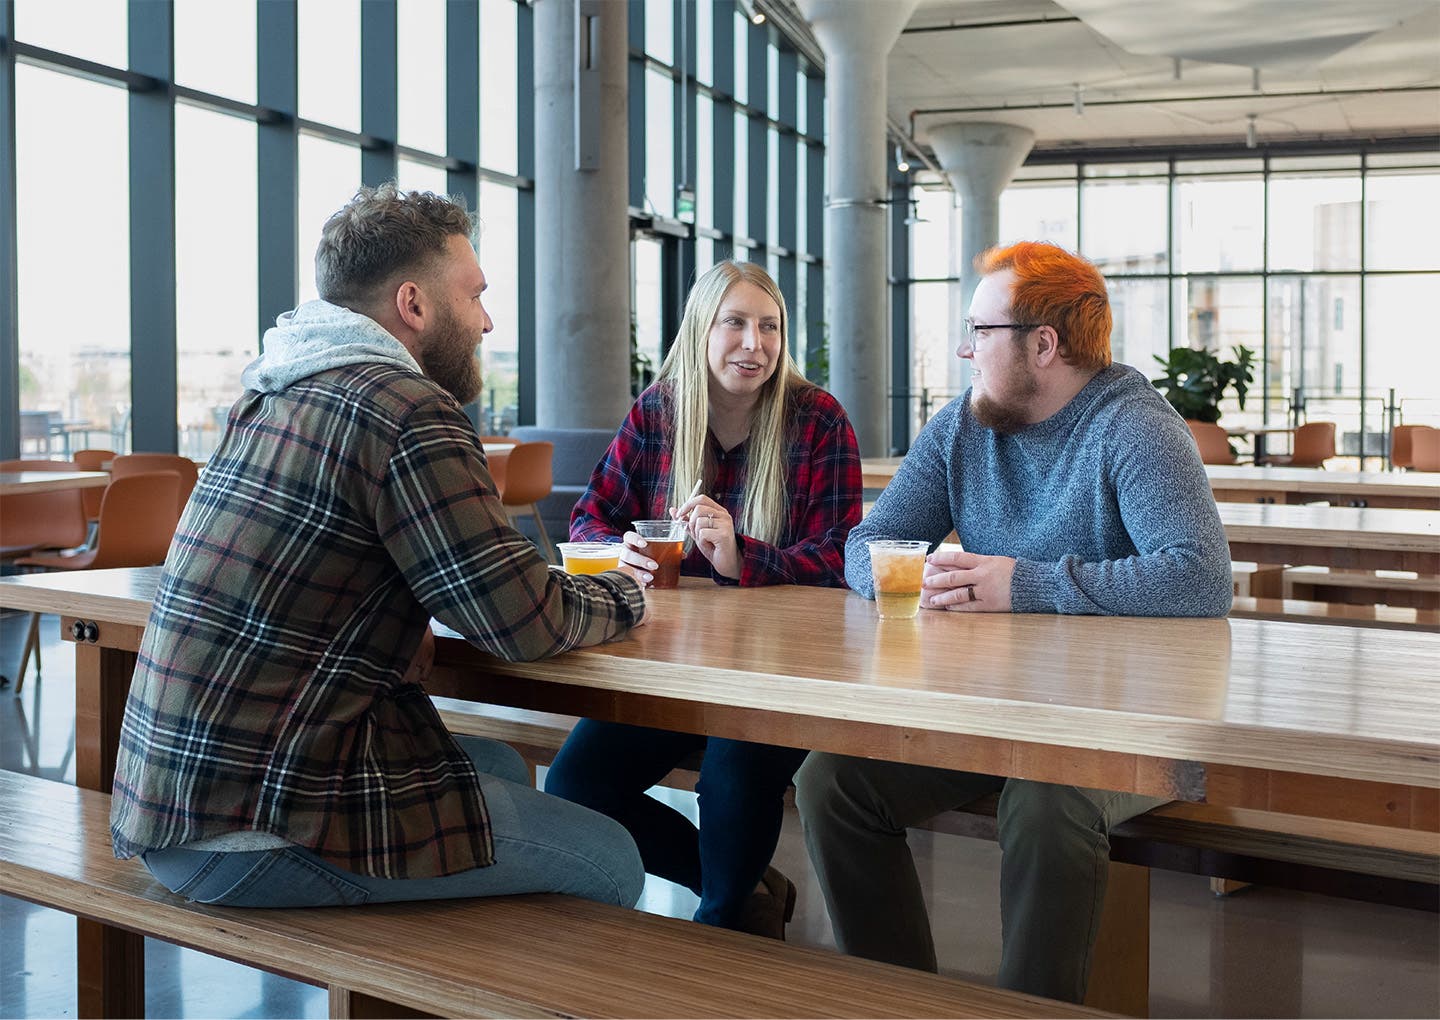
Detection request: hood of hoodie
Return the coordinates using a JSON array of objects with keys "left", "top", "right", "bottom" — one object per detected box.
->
[{"left": 241, "top": 299, "right": 424, "bottom": 394}]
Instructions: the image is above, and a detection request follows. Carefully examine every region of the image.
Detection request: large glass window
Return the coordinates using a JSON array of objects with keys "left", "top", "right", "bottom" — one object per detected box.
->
[
  {"left": 696, "top": 94, "right": 714, "bottom": 228},
  {"left": 645, "top": 68, "right": 675, "bottom": 217},
  {"left": 297, "top": 135, "right": 363, "bottom": 304},
  {"left": 1000, "top": 181, "right": 1076, "bottom": 249},
  {"left": 298, "top": 0, "right": 361, "bottom": 133},
  {"left": 479, "top": 0, "right": 519, "bottom": 176},
  {"left": 1108, "top": 279, "right": 1168, "bottom": 373},
  {"left": 1081, "top": 178, "right": 1167, "bottom": 274},
  {"left": 14, "top": 0, "right": 126, "bottom": 67},
  {"left": 477, "top": 182, "right": 520, "bottom": 432},
  {"left": 396, "top": 158, "right": 449, "bottom": 196},
  {"left": 1365, "top": 168, "right": 1440, "bottom": 271},
  {"left": 397, "top": 0, "right": 447, "bottom": 155},
  {"left": 15, "top": 66, "right": 131, "bottom": 457},
  {"left": 644, "top": 0, "right": 673, "bottom": 65},
  {"left": 1268, "top": 173, "right": 1361, "bottom": 272},
  {"left": 1174, "top": 175, "right": 1264, "bottom": 272},
  {"left": 175, "top": 0, "right": 257, "bottom": 105},
  {"left": 175, "top": 104, "right": 258, "bottom": 461},
  {"left": 733, "top": 109, "right": 749, "bottom": 242},
  {"left": 632, "top": 236, "right": 664, "bottom": 391}
]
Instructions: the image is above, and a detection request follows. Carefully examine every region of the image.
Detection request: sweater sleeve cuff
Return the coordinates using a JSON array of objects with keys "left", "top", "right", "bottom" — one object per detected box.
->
[
  {"left": 1009, "top": 559, "right": 1059, "bottom": 614},
  {"left": 590, "top": 570, "right": 648, "bottom": 626}
]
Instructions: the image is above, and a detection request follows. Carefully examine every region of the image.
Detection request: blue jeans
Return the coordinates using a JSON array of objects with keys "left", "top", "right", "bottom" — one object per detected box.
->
[
  {"left": 141, "top": 736, "right": 645, "bottom": 908},
  {"left": 543, "top": 719, "right": 807, "bottom": 929}
]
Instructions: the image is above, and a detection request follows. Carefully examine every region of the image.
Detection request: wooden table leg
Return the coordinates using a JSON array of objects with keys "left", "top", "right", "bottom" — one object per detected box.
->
[{"left": 74, "top": 642, "right": 146, "bottom": 1018}]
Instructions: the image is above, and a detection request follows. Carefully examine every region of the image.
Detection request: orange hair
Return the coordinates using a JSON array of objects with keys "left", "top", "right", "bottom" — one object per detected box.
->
[{"left": 976, "top": 242, "right": 1112, "bottom": 372}]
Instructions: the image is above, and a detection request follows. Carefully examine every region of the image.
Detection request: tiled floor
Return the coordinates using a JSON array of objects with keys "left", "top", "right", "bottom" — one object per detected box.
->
[{"left": 3, "top": 609, "right": 1437, "bottom": 1018}]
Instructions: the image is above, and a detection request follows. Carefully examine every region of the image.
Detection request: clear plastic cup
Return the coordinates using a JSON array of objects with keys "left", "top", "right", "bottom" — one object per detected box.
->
[
  {"left": 557, "top": 542, "right": 623, "bottom": 575},
  {"left": 867, "top": 540, "right": 929, "bottom": 619},
  {"left": 632, "top": 519, "right": 686, "bottom": 589}
]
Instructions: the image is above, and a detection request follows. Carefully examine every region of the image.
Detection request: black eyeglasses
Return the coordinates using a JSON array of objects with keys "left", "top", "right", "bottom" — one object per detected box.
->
[{"left": 963, "top": 320, "right": 1041, "bottom": 349}]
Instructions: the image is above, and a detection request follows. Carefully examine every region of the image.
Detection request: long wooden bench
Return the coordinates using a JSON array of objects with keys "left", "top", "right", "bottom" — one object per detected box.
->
[
  {"left": 1281, "top": 566, "right": 1440, "bottom": 611},
  {"left": 439, "top": 699, "right": 1438, "bottom": 1010},
  {"left": 0, "top": 769, "right": 1108, "bottom": 1019},
  {"left": 1229, "top": 594, "right": 1440, "bottom": 631},
  {"left": 436, "top": 699, "right": 1440, "bottom": 912}
]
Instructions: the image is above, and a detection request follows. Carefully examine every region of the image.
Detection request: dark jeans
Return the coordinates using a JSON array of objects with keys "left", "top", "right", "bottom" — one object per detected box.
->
[{"left": 544, "top": 718, "right": 807, "bottom": 930}]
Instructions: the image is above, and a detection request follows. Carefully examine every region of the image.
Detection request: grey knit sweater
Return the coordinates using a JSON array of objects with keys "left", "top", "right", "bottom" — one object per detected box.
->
[{"left": 847, "top": 363, "right": 1233, "bottom": 617}]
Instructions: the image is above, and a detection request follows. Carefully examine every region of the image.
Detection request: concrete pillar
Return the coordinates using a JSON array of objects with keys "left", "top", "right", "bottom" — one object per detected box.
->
[
  {"left": 797, "top": 0, "right": 918, "bottom": 457},
  {"left": 927, "top": 122, "right": 1034, "bottom": 392},
  {"left": 533, "top": 0, "right": 631, "bottom": 427}
]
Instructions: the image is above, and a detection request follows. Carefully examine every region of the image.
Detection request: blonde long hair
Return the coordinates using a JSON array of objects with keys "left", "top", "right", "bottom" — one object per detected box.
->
[{"left": 655, "top": 261, "right": 806, "bottom": 547}]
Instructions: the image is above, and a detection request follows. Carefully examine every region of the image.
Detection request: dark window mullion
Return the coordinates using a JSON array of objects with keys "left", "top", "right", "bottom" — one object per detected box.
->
[
  {"left": 361, "top": 0, "right": 397, "bottom": 186},
  {"left": 257, "top": 0, "right": 298, "bottom": 348},
  {"left": 1, "top": 0, "right": 19, "bottom": 457}
]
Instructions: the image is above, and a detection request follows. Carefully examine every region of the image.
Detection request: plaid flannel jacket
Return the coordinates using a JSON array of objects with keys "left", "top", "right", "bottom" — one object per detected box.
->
[
  {"left": 571, "top": 381, "right": 862, "bottom": 587},
  {"left": 110, "top": 363, "right": 645, "bottom": 879}
]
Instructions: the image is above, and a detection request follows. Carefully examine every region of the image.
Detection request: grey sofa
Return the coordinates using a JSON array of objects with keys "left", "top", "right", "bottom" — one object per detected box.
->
[{"left": 508, "top": 426, "right": 617, "bottom": 545}]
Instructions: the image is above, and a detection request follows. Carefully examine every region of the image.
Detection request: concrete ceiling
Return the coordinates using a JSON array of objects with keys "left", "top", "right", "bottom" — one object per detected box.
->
[{"left": 779, "top": 0, "right": 1440, "bottom": 160}]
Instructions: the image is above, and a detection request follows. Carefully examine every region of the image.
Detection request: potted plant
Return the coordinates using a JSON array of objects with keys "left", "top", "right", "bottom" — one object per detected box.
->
[{"left": 1151, "top": 345, "right": 1255, "bottom": 423}]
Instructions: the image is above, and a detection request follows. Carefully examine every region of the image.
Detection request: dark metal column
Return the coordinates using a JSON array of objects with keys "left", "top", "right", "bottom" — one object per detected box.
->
[
  {"left": 777, "top": 47, "right": 798, "bottom": 359},
  {"left": 889, "top": 164, "right": 910, "bottom": 453},
  {"left": 711, "top": 2, "right": 735, "bottom": 261},
  {"left": 0, "top": 2, "right": 18, "bottom": 458},
  {"left": 447, "top": 0, "right": 481, "bottom": 428},
  {"left": 257, "top": 1, "right": 298, "bottom": 347},
  {"left": 361, "top": 0, "right": 397, "bottom": 186},
  {"left": 516, "top": 0, "right": 536, "bottom": 425},
  {"left": 128, "top": 0, "right": 177, "bottom": 453}
]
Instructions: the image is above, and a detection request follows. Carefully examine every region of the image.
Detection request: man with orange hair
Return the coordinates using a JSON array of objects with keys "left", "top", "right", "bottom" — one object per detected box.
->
[{"left": 797, "top": 241, "right": 1231, "bottom": 1003}]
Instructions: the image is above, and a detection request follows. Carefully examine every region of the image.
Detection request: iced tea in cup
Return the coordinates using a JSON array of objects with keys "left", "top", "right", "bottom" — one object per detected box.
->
[
  {"left": 632, "top": 519, "right": 686, "bottom": 589},
  {"left": 867, "top": 540, "right": 929, "bottom": 619},
  {"left": 557, "top": 542, "right": 623, "bottom": 575}
]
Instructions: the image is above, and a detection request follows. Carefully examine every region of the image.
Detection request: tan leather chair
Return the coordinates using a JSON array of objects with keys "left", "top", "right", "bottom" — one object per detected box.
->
[
  {"left": 0, "top": 459, "right": 88, "bottom": 559},
  {"left": 1390, "top": 425, "right": 1425, "bottom": 471},
  {"left": 11, "top": 472, "right": 181, "bottom": 694},
  {"left": 1185, "top": 420, "right": 1236, "bottom": 465},
  {"left": 1412, "top": 425, "right": 1440, "bottom": 472},
  {"left": 111, "top": 453, "right": 199, "bottom": 517},
  {"left": 1263, "top": 421, "right": 1336, "bottom": 468},
  {"left": 498, "top": 441, "right": 556, "bottom": 561}
]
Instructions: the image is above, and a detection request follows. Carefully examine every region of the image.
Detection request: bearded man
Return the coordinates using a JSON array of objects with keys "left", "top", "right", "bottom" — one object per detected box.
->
[
  {"left": 111, "top": 184, "right": 648, "bottom": 910},
  {"left": 796, "top": 240, "right": 1232, "bottom": 1004}
]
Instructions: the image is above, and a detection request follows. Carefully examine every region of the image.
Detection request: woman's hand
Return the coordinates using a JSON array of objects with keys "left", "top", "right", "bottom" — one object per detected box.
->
[
  {"left": 673, "top": 495, "right": 741, "bottom": 580},
  {"left": 617, "top": 531, "right": 660, "bottom": 586}
]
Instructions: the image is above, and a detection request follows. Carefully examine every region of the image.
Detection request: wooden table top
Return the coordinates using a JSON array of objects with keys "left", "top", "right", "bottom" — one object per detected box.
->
[
  {"left": 1206, "top": 465, "right": 1440, "bottom": 499},
  {"left": 863, "top": 458, "right": 1439, "bottom": 499},
  {"left": 0, "top": 470, "right": 110, "bottom": 495},
  {"left": 6, "top": 567, "right": 1436, "bottom": 796}
]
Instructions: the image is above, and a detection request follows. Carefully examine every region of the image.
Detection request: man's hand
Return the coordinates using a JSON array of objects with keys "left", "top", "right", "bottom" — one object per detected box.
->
[
  {"left": 401, "top": 625, "right": 435, "bottom": 684},
  {"left": 920, "top": 549, "right": 1016, "bottom": 613}
]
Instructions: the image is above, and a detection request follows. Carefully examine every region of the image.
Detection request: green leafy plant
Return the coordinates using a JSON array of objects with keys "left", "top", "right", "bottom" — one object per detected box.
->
[
  {"left": 805, "top": 322, "right": 830, "bottom": 388},
  {"left": 1151, "top": 345, "right": 1255, "bottom": 423},
  {"left": 630, "top": 316, "right": 654, "bottom": 397}
]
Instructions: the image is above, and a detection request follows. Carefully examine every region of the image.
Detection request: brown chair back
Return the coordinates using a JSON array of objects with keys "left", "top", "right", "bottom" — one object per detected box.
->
[
  {"left": 89, "top": 472, "right": 182, "bottom": 570},
  {"left": 1390, "top": 425, "right": 1423, "bottom": 470},
  {"left": 72, "top": 448, "right": 116, "bottom": 521},
  {"left": 1412, "top": 425, "right": 1440, "bottom": 473},
  {"left": 1186, "top": 421, "right": 1235, "bottom": 465},
  {"left": 111, "top": 453, "right": 199, "bottom": 516},
  {"left": 499, "top": 442, "right": 554, "bottom": 507},
  {"left": 0, "top": 459, "right": 88, "bottom": 555},
  {"left": 1288, "top": 421, "right": 1337, "bottom": 468}
]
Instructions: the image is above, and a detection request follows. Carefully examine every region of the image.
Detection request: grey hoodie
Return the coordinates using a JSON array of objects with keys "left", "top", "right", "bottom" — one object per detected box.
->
[{"left": 241, "top": 299, "right": 422, "bottom": 394}]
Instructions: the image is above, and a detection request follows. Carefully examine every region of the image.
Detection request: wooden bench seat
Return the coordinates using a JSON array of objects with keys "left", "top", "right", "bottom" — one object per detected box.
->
[
  {"left": 1281, "top": 566, "right": 1440, "bottom": 610},
  {"left": 0, "top": 769, "right": 1108, "bottom": 1019},
  {"left": 1229, "top": 594, "right": 1440, "bottom": 631},
  {"left": 436, "top": 699, "right": 1440, "bottom": 913}
]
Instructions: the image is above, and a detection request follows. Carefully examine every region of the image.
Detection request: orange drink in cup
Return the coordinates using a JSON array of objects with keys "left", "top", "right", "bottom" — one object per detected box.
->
[
  {"left": 557, "top": 542, "right": 623, "bottom": 575},
  {"left": 632, "top": 519, "right": 686, "bottom": 588},
  {"left": 867, "top": 540, "right": 929, "bottom": 619}
]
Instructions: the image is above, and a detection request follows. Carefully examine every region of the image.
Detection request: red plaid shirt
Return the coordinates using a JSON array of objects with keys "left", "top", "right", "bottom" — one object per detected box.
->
[{"left": 571, "top": 382, "right": 862, "bottom": 587}]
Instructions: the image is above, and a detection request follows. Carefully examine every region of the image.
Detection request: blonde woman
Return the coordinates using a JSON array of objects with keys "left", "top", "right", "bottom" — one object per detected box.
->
[{"left": 547, "top": 260, "right": 861, "bottom": 938}]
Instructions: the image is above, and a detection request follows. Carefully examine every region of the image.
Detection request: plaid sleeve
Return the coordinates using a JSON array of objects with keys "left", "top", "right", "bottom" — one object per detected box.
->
[
  {"left": 737, "top": 390, "right": 863, "bottom": 587},
  {"left": 375, "top": 396, "right": 645, "bottom": 662},
  {"left": 570, "top": 393, "right": 667, "bottom": 542}
]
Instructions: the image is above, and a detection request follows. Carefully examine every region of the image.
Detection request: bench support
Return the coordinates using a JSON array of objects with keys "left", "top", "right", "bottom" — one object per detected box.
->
[{"left": 328, "top": 987, "right": 440, "bottom": 1019}]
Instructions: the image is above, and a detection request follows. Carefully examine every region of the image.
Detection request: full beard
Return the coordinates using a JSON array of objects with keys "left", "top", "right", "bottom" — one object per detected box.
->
[
  {"left": 421, "top": 304, "right": 483, "bottom": 405},
  {"left": 969, "top": 372, "right": 1040, "bottom": 435}
]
